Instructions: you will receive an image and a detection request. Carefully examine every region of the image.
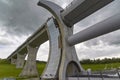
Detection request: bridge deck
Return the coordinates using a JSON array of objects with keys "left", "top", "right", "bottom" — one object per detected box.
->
[{"left": 61, "top": 0, "right": 113, "bottom": 27}]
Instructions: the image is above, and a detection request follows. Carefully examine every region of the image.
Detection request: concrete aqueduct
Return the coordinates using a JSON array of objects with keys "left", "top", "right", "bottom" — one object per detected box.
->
[{"left": 7, "top": 0, "right": 120, "bottom": 80}]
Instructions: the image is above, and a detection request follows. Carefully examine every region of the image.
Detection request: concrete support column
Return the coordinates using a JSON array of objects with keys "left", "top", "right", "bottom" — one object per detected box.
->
[
  {"left": 16, "top": 53, "right": 26, "bottom": 68},
  {"left": 19, "top": 45, "right": 39, "bottom": 77},
  {"left": 59, "top": 27, "right": 84, "bottom": 80},
  {"left": 11, "top": 58, "right": 16, "bottom": 65}
]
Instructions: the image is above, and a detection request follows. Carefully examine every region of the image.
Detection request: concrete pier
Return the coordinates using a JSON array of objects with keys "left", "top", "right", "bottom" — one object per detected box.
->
[
  {"left": 19, "top": 45, "right": 39, "bottom": 77},
  {"left": 11, "top": 58, "right": 16, "bottom": 65},
  {"left": 16, "top": 53, "right": 26, "bottom": 68}
]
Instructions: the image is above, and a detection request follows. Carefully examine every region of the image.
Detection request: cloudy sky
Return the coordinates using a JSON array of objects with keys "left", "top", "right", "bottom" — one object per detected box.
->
[{"left": 0, "top": 0, "right": 120, "bottom": 61}]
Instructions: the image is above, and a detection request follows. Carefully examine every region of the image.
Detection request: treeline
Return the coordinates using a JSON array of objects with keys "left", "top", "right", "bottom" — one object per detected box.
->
[
  {"left": 0, "top": 58, "right": 46, "bottom": 64},
  {"left": 80, "top": 58, "right": 120, "bottom": 64},
  {"left": 0, "top": 58, "right": 120, "bottom": 64},
  {"left": 0, "top": 59, "right": 10, "bottom": 64}
]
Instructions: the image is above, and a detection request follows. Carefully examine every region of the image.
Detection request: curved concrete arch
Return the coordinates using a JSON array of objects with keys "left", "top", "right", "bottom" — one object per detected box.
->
[
  {"left": 66, "top": 61, "right": 81, "bottom": 77},
  {"left": 17, "top": 17, "right": 61, "bottom": 79},
  {"left": 41, "top": 18, "right": 61, "bottom": 79},
  {"left": 37, "top": 0, "right": 63, "bottom": 21},
  {"left": 38, "top": 0, "right": 84, "bottom": 80}
]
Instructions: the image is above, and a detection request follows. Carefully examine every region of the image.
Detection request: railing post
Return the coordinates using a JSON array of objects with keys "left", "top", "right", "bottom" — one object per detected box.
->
[
  {"left": 87, "top": 71, "right": 90, "bottom": 80},
  {"left": 116, "top": 69, "right": 120, "bottom": 79},
  {"left": 100, "top": 71, "right": 104, "bottom": 80}
]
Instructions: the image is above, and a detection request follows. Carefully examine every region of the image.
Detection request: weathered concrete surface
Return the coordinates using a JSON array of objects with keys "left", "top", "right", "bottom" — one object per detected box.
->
[
  {"left": 19, "top": 45, "right": 39, "bottom": 78},
  {"left": 58, "top": 26, "right": 84, "bottom": 80},
  {"left": 16, "top": 53, "right": 26, "bottom": 68},
  {"left": 41, "top": 18, "right": 61, "bottom": 79},
  {"left": 11, "top": 58, "right": 16, "bottom": 65}
]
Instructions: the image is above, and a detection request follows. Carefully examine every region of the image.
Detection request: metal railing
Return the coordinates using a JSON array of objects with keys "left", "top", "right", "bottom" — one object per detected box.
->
[{"left": 67, "top": 69, "right": 120, "bottom": 80}]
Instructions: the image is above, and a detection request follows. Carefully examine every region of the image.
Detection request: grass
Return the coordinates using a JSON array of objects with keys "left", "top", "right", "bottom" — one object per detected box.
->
[
  {"left": 0, "top": 60, "right": 46, "bottom": 79},
  {"left": 0, "top": 64, "right": 22, "bottom": 78},
  {"left": 37, "top": 62, "right": 46, "bottom": 76},
  {"left": 0, "top": 59, "right": 120, "bottom": 79},
  {"left": 82, "top": 62, "right": 120, "bottom": 71}
]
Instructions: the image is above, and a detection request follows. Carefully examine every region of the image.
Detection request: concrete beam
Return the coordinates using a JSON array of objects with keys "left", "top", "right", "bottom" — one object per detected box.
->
[
  {"left": 61, "top": 0, "right": 114, "bottom": 27},
  {"left": 28, "top": 29, "right": 48, "bottom": 47},
  {"left": 7, "top": 43, "right": 27, "bottom": 60},
  {"left": 19, "top": 45, "right": 39, "bottom": 77},
  {"left": 7, "top": 22, "right": 47, "bottom": 60},
  {"left": 68, "top": 13, "right": 120, "bottom": 46},
  {"left": 16, "top": 53, "right": 26, "bottom": 68}
]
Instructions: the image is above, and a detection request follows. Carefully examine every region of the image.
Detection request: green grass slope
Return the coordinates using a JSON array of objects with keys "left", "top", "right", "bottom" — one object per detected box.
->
[
  {"left": 82, "top": 62, "right": 120, "bottom": 71},
  {"left": 0, "top": 59, "right": 46, "bottom": 78},
  {"left": 0, "top": 59, "right": 120, "bottom": 78},
  {"left": 0, "top": 64, "right": 22, "bottom": 78},
  {"left": 0, "top": 59, "right": 22, "bottom": 78}
]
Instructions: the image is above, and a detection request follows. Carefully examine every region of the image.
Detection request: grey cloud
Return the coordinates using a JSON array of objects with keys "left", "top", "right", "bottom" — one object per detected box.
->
[
  {"left": 0, "top": 1, "right": 12, "bottom": 23},
  {"left": 0, "top": 0, "right": 73, "bottom": 36},
  {"left": 0, "top": 0, "right": 51, "bottom": 36},
  {"left": 0, "top": 35, "right": 17, "bottom": 46},
  {"left": 0, "top": 40, "right": 12, "bottom": 46},
  {"left": 37, "top": 41, "right": 49, "bottom": 61},
  {"left": 83, "top": 29, "right": 120, "bottom": 47},
  {"left": 76, "top": 42, "right": 120, "bottom": 60},
  {"left": 99, "top": 30, "right": 120, "bottom": 45}
]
